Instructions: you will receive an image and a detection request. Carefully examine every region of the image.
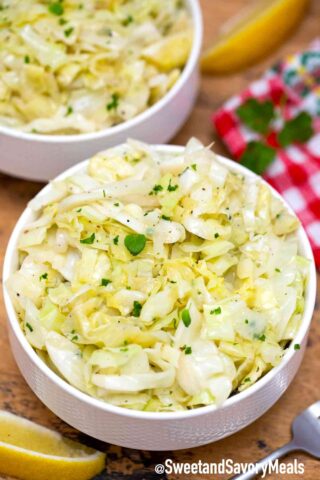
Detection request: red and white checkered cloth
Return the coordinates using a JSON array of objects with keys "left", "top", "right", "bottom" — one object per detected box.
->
[{"left": 213, "top": 42, "right": 320, "bottom": 268}]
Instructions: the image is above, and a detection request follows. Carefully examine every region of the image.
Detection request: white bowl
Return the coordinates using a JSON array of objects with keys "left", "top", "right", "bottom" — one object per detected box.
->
[
  {"left": 3, "top": 146, "right": 316, "bottom": 451},
  {"left": 0, "top": 0, "right": 203, "bottom": 182}
]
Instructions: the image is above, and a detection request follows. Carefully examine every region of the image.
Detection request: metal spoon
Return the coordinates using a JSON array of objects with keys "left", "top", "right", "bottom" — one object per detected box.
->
[{"left": 230, "top": 401, "right": 320, "bottom": 480}]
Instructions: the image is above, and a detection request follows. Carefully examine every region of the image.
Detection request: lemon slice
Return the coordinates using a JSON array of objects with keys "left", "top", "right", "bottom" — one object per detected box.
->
[
  {"left": 143, "top": 31, "right": 193, "bottom": 71},
  {"left": 0, "top": 411, "right": 105, "bottom": 480},
  {"left": 201, "top": 0, "right": 310, "bottom": 73}
]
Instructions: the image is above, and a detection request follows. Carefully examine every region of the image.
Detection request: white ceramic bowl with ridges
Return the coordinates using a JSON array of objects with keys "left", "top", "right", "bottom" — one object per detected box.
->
[
  {"left": 3, "top": 145, "right": 316, "bottom": 450},
  {"left": 0, "top": 0, "right": 203, "bottom": 182}
]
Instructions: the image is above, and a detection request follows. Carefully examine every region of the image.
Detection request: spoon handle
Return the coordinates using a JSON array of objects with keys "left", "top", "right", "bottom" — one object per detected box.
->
[{"left": 229, "top": 441, "right": 298, "bottom": 480}]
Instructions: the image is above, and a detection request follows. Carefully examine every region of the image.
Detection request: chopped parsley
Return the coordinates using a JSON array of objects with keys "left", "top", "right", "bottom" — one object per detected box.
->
[
  {"left": 80, "top": 233, "right": 95, "bottom": 244},
  {"left": 181, "top": 309, "right": 191, "bottom": 327},
  {"left": 24, "top": 55, "right": 30, "bottom": 64},
  {"left": 39, "top": 273, "right": 48, "bottom": 281},
  {"left": 161, "top": 214, "right": 171, "bottom": 221},
  {"left": 59, "top": 17, "right": 68, "bottom": 25},
  {"left": 114, "top": 202, "right": 120, "bottom": 207},
  {"left": 26, "top": 322, "right": 33, "bottom": 332},
  {"left": 106, "top": 93, "right": 119, "bottom": 111},
  {"left": 113, "top": 235, "right": 119, "bottom": 245},
  {"left": 167, "top": 179, "right": 178, "bottom": 192},
  {"left": 214, "top": 233, "right": 219, "bottom": 238},
  {"left": 48, "top": 2, "right": 64, "bottom": 16},
  {"left": 65, "top": 106, "right": 73, "bottom": 116},
  {"left": 294, "top": 343, "right": 301, "bottom": 350},
  {"left": 183, "top": 345, "right": 192, "bottom": 355},
  {"left": 275, "top": 268, "right": 281, "bottom": 273},
  {"left": 71, "top": 335, "right": 78, "bottom": 341},
  {"left": 244, "top": 377, "right": 251, "bottom": 383},
  {"left": 101, "top": 278, "right": 111, "bottom": 286},
  {"left": 191, "top": 163, "right": 197, "bottom": 171},
  {"left": 132, "top": 301, "right": 142, "bottom": 317},
  {"left": 245, "top": 319, "right": 249, "bottom": 324},
  {"left": 122, "top": 14, "right": 134, "bottom": 26},
  {"left": 210, "top": 306, "right": 221, "bottom": 315},
  {"left": 258, "top": 334, "right": 266, "bottom": 342},
  {"left": 124, "top": 234, "right": 146, "bottom": 256},
  {"left": 64, "top": 27, "right": 74, "bottom": 37},
  {"left": 149, "top": 184, "right": 163, "bottom": 195}
]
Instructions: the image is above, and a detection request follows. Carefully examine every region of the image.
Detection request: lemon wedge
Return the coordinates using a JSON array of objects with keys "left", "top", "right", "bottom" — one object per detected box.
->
[
  {"left": 143, "top": 31, "right": 193, "bottom": 71},
  {"left": 0, "top": 411, "right": 105, "bottom": 480},
  {"left": 201, "top": 0, "right": 310, "bottom": 73}
]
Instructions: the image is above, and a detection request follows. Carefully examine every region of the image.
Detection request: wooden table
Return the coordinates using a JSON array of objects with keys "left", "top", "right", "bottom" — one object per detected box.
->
[{"left": 0, "top": 1, "right": 319, "bottom": 478}]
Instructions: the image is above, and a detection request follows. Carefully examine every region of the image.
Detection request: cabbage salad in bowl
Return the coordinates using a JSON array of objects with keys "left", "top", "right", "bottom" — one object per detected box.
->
[
  {"left": 8, "top": 138, "right": 309, "bottom": 412},
  {"left": 0, "top": 0, "right": 192, "bottom": 134}
]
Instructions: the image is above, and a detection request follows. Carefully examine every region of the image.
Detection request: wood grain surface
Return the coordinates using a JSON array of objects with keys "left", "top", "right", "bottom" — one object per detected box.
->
[{"left": 0, "top": 1, "right": 319, "bottom": 479}]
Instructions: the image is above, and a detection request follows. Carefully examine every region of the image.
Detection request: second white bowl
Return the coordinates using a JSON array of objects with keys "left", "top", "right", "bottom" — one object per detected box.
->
[{"left": 0, "top": 0, "right": 203, "bottom": 182}]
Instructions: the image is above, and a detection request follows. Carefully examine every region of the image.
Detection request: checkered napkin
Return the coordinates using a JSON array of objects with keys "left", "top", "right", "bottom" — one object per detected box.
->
[{"left": 213, "top": 42, "right": 320, "bottom": 268}]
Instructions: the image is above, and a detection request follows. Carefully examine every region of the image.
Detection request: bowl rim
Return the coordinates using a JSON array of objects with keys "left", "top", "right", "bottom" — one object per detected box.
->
[
  {"left": 0, "top": 0, "right": 203, "bottom": 144},
  {"left": 3, "top": 144, "right": 317, "bottom": 421}
]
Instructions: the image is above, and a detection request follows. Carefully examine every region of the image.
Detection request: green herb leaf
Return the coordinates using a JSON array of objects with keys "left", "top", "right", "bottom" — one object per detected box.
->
[
  {"left": 236, "top": 98, "right": 275, "bottom": 134},
  {"left": 59, "top": 17, "right": 68, "bottom": 25},
  {"left": 184, "top": 346, "right": 192, "bottom": 355},
  {"left": 101, "top": 278, "right": 111, "bottom": 286},
  {"left": 258, "top": 334, "right": 266, "bottom": 342},
  {"left": 278, "top": 111, "right": 313, "bottom": 147},
  {"left": 26, "top": 322, "right": 33, "bottom": 332},
  {"left": 65, "top": 106, "right": 73, "bottom": 116},
  {"left": 24, "top": 55, "right": 30, "bottom": 64},
  {"left": 124, "top": 234, "right": 146, "bottom": 256},
  {"left": 122, "top": 14, "right": 133, "bottom": 26},
  {"left": 149, "top": 184, "right": 163, "bottom": 195},
  {"left": 113, "top": 235, "right": 119, "bottom": 245},
  {"left": 181, "top": 309, "right": 191, "bottom": 327},
  {"left": 214, "top": 233, "right": 219, "bottom": 238},
  {"left": 191, "top": 163, "right": 197, "bottom": 171},
  {"left": 48, "top": 2, "right": 64, "bottom": 16},
  {"left": 167, "top": 179, "right": 178, "bottom": 192},
  {"left": 39, "top": 273, "right": 48, "bottom": 281},
  {"left": 64, "top": 26, "right": 74, "bottom": 37},
  {"left": 210, "top": 306, "right": 221, "bottom": 315},
  {"left": 132, "top": 301, "right": 142, "bottom": 317},
  {"left": 294, "top": 343, "right": 301, "bottom": 350},
  {"left": 240, "top": 141, "right": 276, "bottom": 175},
  {"left": 106, "top": 93, "right": 119, "bottom": 111},
  {"left": 161, "top": 214, "right": 171, "bottom": 221},
  {"left": 80, "top": 233, "right": 95, "bottom": 244}
]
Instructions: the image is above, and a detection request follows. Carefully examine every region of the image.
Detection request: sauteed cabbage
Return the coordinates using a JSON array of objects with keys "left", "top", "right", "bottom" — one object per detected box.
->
[
  {"left": 9, "top": 138, "right": 308, "bottom": 411},
  {"left": 0, "top": 0, "right": 192, "bottom": 134}
]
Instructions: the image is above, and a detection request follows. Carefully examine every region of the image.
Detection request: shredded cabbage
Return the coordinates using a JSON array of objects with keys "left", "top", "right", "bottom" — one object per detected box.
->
[
  {"left": 0, "top": 0, "right": 192, "bottom": 134},
  {"left": 8, "top": 138, "right": 309, "bottom": 412}
]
